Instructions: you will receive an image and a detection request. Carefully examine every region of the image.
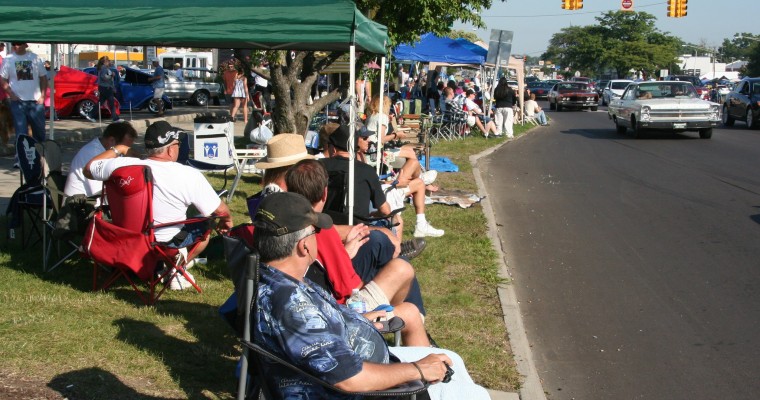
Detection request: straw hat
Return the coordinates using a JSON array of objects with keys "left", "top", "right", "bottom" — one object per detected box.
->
[{"left": 254, "top": 133, "right": 314, "bottom": 170}]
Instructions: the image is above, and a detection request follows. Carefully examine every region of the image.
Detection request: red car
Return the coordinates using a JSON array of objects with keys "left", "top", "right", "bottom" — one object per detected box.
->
[
  {"left": 45, "top": 66, "right": 119, "bottom": 120},
  {"left": 547, "top": 81, "right": 599, "bottom": 111}
]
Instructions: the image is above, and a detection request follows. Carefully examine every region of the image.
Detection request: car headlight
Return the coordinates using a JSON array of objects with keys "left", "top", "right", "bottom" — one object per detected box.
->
[
  {"left": 640, "top": 106, "right": 651, "bottom": 122},
  {"left": 710, "top": 104, "right": 720, "bottom": 121}
]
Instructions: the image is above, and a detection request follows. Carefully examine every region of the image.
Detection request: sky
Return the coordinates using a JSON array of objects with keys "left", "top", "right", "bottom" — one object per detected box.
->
[{"left": 454, "top": 0, "right": 760, "bottom": 57}]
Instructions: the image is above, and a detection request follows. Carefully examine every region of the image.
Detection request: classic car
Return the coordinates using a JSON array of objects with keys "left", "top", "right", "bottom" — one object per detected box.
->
[
  {"left": 527, "top": 81, "right": 553, "bottom": 100},
  {"left": 84, "top": 66, "right": 173, "bottom": 114},
  {"left": 721, "top": 77, "right": 760, "bottom": 129},
  {"left": 607, "top": 81, "right": 720, "bottom": 139},
  {"left": 548, "top": 82, "right": 599, "bottom": 111},
  {"left": 45, "top": 66, "right": 119, "bottom": 120},
  {"left": 601, "top": 79, "right": 633, "bottom": 106},
  {"left": 162, "top": 68, "right": 222, "bottom": 106}
]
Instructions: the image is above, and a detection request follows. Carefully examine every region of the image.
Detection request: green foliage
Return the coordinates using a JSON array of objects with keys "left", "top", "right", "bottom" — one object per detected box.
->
[
  {"left": 542, "top": 11, "right": 681, "bottom": 79},
  {"left": 720, "top": 33, "right": 760, "bottom": 62},
  {"left": 744, "top": 43, "right": 760, "bottom": 77},
  {"left": 446, "top": 29, "right": 482, "bottom": 43}
]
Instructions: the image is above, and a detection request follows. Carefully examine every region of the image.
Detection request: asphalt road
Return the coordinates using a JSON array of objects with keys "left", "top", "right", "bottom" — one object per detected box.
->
[{"left": 481, "top": 103, "right": 760, "bottom": 399}]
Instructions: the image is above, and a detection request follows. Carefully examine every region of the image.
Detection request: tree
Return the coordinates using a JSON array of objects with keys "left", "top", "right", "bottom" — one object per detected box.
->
[
  {"left": 719, "top": 33, "right": 760, "bottom": 63},
  {"left": 242, "top": 0, "right": 497, "bottom": 135},
  {"left": 447, "top": 29, "right": 482, "bottom": 43},
  {"left": 744, "top": 43, "right": 760, "bottom": 77},
  {"left": 541, "top": 11, "right": 681, "bottom": 79}
]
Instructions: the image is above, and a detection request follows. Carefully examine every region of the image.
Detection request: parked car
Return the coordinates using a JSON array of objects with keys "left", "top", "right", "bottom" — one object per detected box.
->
[
  {"left": 607, "top": 81, "right": 720, "bottom": 139},
  {"left": 601, "top": 79, "right": 633, "bottom": 106},
  {"left": 527, "top": 81, "right": 553, "bottom": 100},
  {"left": 162, "top": 68, "right": 221, "bottom": 106},
  {"left": 596, "top": 79, "right": 609, "bottom": 96},
  {"left": 666, "top": 75, "right": 709, "bottom": 100},
  {"left": 45, "top": 66, "right": 119, "bottom": 120},
  {"left": 721, "top": 77, "right": 760, "bottom": 129},
  {"left": 84, "top": 66, "right": 173, "bottom": 114},
  {"left": 547, "top": 82, "right": 599, "bottom": 111}
]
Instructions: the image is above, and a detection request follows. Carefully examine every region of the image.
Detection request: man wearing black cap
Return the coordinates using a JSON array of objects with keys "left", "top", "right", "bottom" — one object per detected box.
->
[
  {"left": 252, "top": 191, "right": 490, "bottom": 399},
  {"left": 84, "top": 121, "right": 233, "bottom": 288},
  {"left": 0, "top": 42, "right": 48, "bottom": 143}
]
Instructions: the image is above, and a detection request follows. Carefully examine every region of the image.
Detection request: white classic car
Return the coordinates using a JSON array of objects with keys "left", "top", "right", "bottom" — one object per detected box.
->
[{"left": 607, "top": 81, "right": 720, "bottom": 139}]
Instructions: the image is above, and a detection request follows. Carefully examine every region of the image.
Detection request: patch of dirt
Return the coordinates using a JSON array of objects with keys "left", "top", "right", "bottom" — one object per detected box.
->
[{"left": 0, "top": 371, "right": 64, "bottom": 400}]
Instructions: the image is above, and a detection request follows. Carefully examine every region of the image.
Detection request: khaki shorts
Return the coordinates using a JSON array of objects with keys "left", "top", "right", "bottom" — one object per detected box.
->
[
  {"left": 382, "top": 185, "right": 410, "bottom": 210},
  {"left": 359, "top": 281, "right": 394, "bottom": 319},
  {"left": 153, "top": 88, "right": 165, "bottom": 99}
]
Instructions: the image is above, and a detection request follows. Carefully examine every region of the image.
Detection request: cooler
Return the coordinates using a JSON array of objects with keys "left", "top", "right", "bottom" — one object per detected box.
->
[{"left": 193, "top": 115, "right": 234, "bottom": 166}]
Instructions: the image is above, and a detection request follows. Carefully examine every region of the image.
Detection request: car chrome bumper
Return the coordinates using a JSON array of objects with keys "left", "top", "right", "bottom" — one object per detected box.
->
[{"left": 639, "top": 120, "right": 719, "bottom": 130}]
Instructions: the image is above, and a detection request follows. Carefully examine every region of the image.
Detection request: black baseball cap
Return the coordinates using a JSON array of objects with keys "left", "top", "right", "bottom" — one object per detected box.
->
[
  {"left": 144, "top": 121, "right": 187, "bottom": 149},
  {"left": 328, "top": 124, "right": 373, "bottom": 150},
  {"left": 254, "top": 192, "right": 333, "bottom": 236}
]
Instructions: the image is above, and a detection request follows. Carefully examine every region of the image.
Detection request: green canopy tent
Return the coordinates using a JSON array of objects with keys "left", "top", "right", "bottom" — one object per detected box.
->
[{"left": 1, "top": 0, "right": 387, "bottom": 282}]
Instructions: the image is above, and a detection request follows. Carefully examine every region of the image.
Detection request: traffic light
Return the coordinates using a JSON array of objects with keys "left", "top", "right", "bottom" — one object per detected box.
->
[
  {"left": 562, "top": 0, "right": 570, "bottom": 10},
  {"left": 667, "top": 0, "right": 676, "bottom": 17},
  {"left": 575, "top": 0, "right": 583, "bottom": 9},
  {"left": 678, "top": 0, "right": 688, "bottom": 17}
]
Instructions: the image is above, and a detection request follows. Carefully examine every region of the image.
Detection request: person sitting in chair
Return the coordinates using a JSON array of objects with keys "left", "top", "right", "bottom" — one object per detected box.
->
[
  {"left": 84, "top": 121, "right": 233, "bottom": 289},
  {"left": 252, "top": 191, "right": 491, "bottom": 399}
]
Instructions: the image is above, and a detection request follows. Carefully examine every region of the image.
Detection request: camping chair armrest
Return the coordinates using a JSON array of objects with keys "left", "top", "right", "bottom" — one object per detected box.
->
[
  {"left": 357, "top": 207, "right": 405, "bottom": 224},
  {"left": 152, "top": 215, "right": 217, "bottom": 230},
  {"left": 241, "top": 340, "right": 429, "bottom": 397}
]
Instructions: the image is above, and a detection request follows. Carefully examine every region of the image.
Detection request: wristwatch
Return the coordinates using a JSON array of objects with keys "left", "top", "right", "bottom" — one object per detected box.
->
[{"left": 110, "top": 146, "right": 123, "bottom": 157}]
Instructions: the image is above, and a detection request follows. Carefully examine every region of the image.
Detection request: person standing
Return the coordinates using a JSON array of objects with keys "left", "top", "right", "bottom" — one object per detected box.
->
[
  {"left": 492, "top": 77, "right": 516, "bottom": 138},
  {"left": 251, "top": 62, "right": 270, "bottom": 111},
  {"left": 222, "top": 62, "right": 236, "bottom": 108},
  {"left": 96, "top": 56, "right": 119, "bottom": 122},
  {"left": 173, "top": 62, "right": 184, "bottom": 81},
  {"left": 147, "top": 59, "right": 165, "bottom": 116},
  {"left": 0, "top": 42, "right": 48, "bottom": 142},
  {"left": 230, "top": 66, "right": 249, "bottom": 124}
]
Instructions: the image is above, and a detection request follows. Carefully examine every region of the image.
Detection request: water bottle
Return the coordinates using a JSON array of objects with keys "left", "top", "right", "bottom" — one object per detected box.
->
[{"left": 347, "top": 289, "right": 367, "bottom": 314}]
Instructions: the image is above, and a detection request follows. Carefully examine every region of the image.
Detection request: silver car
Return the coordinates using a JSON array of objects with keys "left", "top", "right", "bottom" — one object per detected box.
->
[
  {"left": 163, "top": 69, "right": 221, "bottom": 106},
  {"left": 601, "top": 79, "right": 633, "bottom": 106},
  {"left": 607, "top": 81, "right": 720, "bottom": 139}
]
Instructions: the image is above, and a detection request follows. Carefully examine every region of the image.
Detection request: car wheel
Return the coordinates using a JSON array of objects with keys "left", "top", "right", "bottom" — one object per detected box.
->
[
  {"left": 148, "top": 99, "right": 164, "bottom": 114},
  {"left": 76, "top": 99, "right": 97, "bottom": 120},
  {"left": 699, "top": 128, "right": 713, "bottom": 139},
  {"left": 191, "top": 90, "right": 210, "bottom": 106},
  {"left": 591, "top": 106, "right": 598, "bottom": 112},
  {"left": 614, "top": 117, "right": 627, "bottom": 134},
  {"left": 556, "top": 102, "right": 563, "bottom": 112},
  {"left": 747, "top": 108, "right": 758, "bottom": 130},
  {"left": 721, "top": 104, "right": 734, "bottom": 126},
  {"left": 632, "top": 117, "right": 645, "bottom": 139}
]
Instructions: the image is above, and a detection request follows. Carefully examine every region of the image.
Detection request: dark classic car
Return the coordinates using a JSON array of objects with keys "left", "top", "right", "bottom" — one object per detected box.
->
[
  {"left": 527, "top": 81, "right": 553, "bottom": 100},
  {"left": 84, "top": 66, "right": 173, "bottom": 114},
  {"left": 722, "top": 77, "right": 760, "bottom": 129},
  {"left": 607, "top": 81, "right": 720, "bottom": 139},
  {"left": 45, "top": 66, "right": 119, "bottom": 120},
  {"left": 548, "top": 82, "right": 599, "bottom": 111}
]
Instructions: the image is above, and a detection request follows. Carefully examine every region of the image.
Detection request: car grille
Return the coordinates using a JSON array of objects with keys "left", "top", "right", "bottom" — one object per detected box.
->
[{"left": 650, "top": 109, "right": 712, "bottom": 120}]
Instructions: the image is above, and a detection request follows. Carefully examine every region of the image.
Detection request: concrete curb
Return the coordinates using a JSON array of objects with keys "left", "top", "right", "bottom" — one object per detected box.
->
[{"left": 471, "top": 133, "right": 547, "bottom": 400}]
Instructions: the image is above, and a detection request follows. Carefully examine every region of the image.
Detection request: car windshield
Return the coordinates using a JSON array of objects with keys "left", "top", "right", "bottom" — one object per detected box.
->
[
  {"left": 637, "top": 83, "right": 697, "bottom": 99},
  {"left": 559, "top": 83, "right": 587, "bottom": 91},
  {"left": 611, "top": 82, "right": 630, "bottom": 90}
]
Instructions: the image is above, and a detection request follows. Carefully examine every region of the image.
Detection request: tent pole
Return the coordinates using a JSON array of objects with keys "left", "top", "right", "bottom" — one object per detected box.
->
[
  {"left": 347, "top": 45, "right": 356, "bottom": 226},
  {"left": 376, "top": 56, "right": 386, "bottom": 176},
  {"left": 49, "top": 43, "right": 56, "bottom": 140}
]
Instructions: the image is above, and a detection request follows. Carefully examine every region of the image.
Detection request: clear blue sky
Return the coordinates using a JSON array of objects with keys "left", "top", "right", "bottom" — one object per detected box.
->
[{"left": 454, "top": 0, "right": 759, "bottom": 57}]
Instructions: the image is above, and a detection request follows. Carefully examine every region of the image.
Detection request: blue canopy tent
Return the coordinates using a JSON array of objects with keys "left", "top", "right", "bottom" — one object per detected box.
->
[{"left": 393, "top": 33, "right": 485, "bottom": 64}]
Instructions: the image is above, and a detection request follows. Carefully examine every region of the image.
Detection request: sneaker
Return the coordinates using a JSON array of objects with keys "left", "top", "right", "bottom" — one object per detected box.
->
[
  {"left": 414, "top": 223, "right": 444, "bottom": 238},
  {"left": 166, "top": 270, "right": 195, "bottom": 291},
  {"left": 400, "top": 238, "right": 427, "bottom": 259},
  {"left": 420, "top": 170, "right": 438, "bottom": 185}
]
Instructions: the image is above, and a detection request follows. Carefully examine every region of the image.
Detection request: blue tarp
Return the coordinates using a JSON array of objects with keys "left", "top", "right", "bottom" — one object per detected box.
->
[
  {"left": 454, "top": 38, "right": 487, "bottom": 58},
  {"left": 419, "top": 156, "right": 459, "bottom": 172},
  {"left": 393, "top": 33, "right": 485, "bottom": 65}
]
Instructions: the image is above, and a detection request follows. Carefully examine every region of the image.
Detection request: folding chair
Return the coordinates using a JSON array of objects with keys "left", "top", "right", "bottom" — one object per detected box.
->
[
  {"left": 222, "top": 237, "right": 427, "bottom": 400},
  {"left": 82, "top": 164, "right": 218, "bottom": 305}
]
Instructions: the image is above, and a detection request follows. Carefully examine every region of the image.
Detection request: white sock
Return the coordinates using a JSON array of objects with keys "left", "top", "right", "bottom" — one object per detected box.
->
[{"left": 416, "top": 214, "right": 427, "bottom": 226}]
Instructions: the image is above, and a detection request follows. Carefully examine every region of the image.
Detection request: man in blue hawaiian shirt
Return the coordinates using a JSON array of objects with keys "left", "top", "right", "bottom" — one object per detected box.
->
[{"left": 252, "top": 192, "right": 491, "bottom": 399}]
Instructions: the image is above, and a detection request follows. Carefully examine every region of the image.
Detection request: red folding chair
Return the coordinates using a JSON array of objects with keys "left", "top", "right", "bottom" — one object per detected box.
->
[{"left": 82, "top": 164, "right": 216, "bottom": 305}]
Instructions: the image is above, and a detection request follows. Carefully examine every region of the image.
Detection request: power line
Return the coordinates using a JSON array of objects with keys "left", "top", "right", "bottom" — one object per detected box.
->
[{"left": 482, "top": 1, "right": 667, "bottom": 18}]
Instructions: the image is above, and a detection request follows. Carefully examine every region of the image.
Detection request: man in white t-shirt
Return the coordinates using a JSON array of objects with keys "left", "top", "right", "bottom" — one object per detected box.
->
[
  {"left": 85, "top": 121, "right": 233, "bottom": 288},
  {"left": 64, "top": 121, "right": 138, "bottom": 198},
  {"left": 524, "top": 93, "right": 548, "bottom": 126},
  {"left": 0, "top": 42, "right": 48, "bottom": 142}
]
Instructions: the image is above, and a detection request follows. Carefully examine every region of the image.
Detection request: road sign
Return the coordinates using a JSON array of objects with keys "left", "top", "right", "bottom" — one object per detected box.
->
[
  {"left": 486, "top": 29, "right": 514, "bottom": 67},
  {"left": 621, "top": 0, "right": 633, "bottom": 11}
]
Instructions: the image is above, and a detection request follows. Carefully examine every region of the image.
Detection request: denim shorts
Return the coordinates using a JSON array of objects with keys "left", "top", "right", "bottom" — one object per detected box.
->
[{"left": 165, "top": 221, "right": 207, "bottom": 248}]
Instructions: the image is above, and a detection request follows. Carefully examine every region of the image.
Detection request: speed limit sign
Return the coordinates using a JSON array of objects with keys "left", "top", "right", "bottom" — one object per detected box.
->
[{"left": 621, "top": 0, "right": 633, "bottom": 11}]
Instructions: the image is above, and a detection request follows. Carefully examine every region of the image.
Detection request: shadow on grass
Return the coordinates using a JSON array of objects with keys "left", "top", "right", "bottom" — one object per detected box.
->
[{"left": 49, "top": 367, "right": 171, "bottom": 400}]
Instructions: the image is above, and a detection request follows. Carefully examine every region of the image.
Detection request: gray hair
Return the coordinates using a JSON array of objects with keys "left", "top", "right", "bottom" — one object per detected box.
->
[
  {"left": 145, "top": 143, "right": 171, "bottom": 157},
  {"left": 255, "top": 226, "right": 311, "bottom": 263}
]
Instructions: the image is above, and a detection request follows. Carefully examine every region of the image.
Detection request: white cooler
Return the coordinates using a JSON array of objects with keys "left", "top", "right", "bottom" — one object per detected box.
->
[{"left": 193, "top": 119, "right": 234, "bottom": 166}]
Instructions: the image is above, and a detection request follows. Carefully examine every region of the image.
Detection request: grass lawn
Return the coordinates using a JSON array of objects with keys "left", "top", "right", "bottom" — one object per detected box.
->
[{"left": 0, "top": 123, "right": 534, "bottom": 399}]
